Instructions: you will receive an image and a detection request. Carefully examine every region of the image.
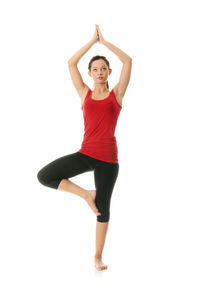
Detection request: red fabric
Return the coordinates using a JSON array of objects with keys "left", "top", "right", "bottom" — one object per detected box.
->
[{"left": 78, "top": 88, "right": 122, "bottom": 163}]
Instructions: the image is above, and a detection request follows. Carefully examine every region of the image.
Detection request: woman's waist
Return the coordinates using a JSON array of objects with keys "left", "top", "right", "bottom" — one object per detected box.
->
[{"left": 82, "top": 136, "right": 117, "bottom": 144}]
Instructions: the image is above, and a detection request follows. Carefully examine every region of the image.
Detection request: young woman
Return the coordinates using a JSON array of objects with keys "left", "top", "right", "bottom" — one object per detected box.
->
[{"left": 37, "top": 25, "right": 132, "bottom": 271}]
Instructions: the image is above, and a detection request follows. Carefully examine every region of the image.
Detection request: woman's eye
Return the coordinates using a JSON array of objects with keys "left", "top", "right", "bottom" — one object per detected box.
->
[{"left": 93, "top": 68, "right": 106, "bottom": 71}]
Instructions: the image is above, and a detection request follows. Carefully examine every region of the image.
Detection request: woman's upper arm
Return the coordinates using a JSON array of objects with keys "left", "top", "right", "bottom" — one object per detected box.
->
[
  {"left": 68, "top": 62, "right": 87, "bottom": 98},
  {"left": 114, "top": 59, "right": 132, "bottom": 98}
]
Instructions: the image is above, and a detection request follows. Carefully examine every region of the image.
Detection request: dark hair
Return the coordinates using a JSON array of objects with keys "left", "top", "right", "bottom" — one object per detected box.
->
[{"left": 88, "top": 55, "right": 110, "bottom": 89}]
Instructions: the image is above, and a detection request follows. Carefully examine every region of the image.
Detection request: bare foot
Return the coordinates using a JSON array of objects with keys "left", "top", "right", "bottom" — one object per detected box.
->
[
  {"left": 94, "top": 257, "right": 108, "bottom": 271},
  {"left": 85, "top": 190, "right": 101, "bottom": 216}
]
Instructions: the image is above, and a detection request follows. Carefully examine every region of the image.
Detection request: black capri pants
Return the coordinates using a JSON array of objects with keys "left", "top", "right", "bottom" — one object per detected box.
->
[{"left": 37, "top": 151, "right": 119, "bottom": 223}]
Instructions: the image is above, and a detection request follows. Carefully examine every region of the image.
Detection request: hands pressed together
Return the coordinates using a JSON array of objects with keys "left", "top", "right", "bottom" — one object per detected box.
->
[{"left": 92, "top": 24, "right": 105, "bottom": 44}]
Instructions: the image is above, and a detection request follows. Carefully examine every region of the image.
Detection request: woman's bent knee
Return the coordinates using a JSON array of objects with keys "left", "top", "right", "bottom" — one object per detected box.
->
[
  {"left": 37, "top": 169, "right": 46, "bottom": 185},
  {"left": 37, "top": 169, "right": 60, "bottom": 189}
]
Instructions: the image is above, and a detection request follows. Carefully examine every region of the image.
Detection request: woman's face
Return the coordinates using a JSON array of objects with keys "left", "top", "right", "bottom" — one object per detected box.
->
[{"left": 89, "top": 59, "right": 112, "bottom": 84}]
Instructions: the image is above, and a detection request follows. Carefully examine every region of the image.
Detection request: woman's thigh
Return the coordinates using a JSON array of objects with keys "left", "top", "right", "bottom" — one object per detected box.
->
[
  {"left": 94, "top": 161, "right": 119, "bottom": 223},
  {"left": 37, "top": 151, "right": 93, "bottom": 189}
]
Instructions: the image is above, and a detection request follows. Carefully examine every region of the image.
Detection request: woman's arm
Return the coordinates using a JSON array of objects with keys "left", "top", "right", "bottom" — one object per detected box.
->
[
  {"left": 96, "top": 25, "right": 132, "bottom": 99},
  {"left": 68, "top": 39, "right": 94, "bottom": 98},
  {"left": 68, "top": 25, "right": 99, "bottom": 65},
  {"left": 102, "top": 40, "right": 132, "bottom": 63},
  {"left": 96, "top": 25, "right": 132, "bottom": 63},
  {"left": 104, "top": 39, "right": 132, "bottom": 98},
  {"left": 68, "top": 25, "right": 99, "bottom": 99},
  {"left": 68, "top": 39, "right": 95, "bottom": 65}
]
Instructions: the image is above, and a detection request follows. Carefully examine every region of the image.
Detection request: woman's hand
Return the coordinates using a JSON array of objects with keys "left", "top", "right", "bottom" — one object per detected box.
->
[
  {"left": 91, "top": 24, "right": 100, "bottom": 44},
  {"left": 96, "top": 25, "right": 105, "bottom": 44}
]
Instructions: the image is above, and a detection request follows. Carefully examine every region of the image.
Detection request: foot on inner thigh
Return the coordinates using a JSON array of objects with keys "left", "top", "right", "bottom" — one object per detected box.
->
[
  {"left": 94, "top": 256, "right": 108, "bottom": 271},
  {"left": 85, "top": 190, "right": 101, "bottom": 217}
]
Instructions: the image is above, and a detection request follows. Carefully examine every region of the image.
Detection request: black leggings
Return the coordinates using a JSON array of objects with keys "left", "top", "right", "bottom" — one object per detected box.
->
[{"left": 37, "top": 151, "right": 119, "bottom": 222}]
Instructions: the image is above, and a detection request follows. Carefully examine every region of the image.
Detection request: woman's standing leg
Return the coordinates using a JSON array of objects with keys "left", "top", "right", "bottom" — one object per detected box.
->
[{"left": 93, "top": 161, "right": 119, "bottom": 271}]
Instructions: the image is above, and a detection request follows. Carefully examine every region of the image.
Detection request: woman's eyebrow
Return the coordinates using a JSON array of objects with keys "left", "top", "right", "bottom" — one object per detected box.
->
[{"left": 93, "top": 66, "right": 106, "bottom": 68}]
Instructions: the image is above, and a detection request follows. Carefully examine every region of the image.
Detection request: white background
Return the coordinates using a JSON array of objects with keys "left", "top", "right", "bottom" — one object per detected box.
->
[{"left": 0, "top": 0, "right": 200, "bottom": 299}]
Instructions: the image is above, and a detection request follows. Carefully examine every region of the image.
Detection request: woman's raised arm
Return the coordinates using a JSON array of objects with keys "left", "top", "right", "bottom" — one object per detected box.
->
[
  {"left": 68, "top": 39, "right": 94, "bottom": 65},
  {"left": 96, "top": 25, "right": 132, "bottom": 99},
  {"left": 68, "top": 25, "right": 99, "bottom": 99},
  {"left": 68, "top": 25, "right": 99, "bottom": 65},
  {"left": 96, "top": 25, "right": 132, "bottom": 63}
]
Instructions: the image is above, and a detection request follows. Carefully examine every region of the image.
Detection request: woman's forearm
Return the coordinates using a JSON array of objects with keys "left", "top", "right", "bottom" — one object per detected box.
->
[
  {"left": 68, "top": 39, "right": 95, "bottom": 65},
  {"left": 102, "top": 40, "right": 132, "bottom": 63}
]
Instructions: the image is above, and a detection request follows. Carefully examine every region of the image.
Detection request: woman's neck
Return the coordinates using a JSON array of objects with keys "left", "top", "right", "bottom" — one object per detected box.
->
[{"left": 93, "top": 83, "right": 108, "bottom": 94}]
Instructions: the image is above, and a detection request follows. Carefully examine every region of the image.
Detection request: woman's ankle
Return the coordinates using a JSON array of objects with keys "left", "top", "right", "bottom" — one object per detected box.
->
[{"left": 94, "top": 254, "right": 102, "bottom": 259}]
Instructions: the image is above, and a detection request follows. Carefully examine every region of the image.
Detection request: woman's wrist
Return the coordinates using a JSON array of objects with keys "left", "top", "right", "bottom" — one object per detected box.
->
[
  {"left": 102, "top": 39, "right": 107, "bottom": 45},
  {"left": 90, "top": 38, "right": 97, "bottom": 45}
]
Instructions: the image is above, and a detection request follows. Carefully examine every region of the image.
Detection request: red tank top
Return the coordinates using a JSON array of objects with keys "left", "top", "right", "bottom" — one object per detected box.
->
[{"left": 78, "top": 88, "right": 122, "bottom": 163}]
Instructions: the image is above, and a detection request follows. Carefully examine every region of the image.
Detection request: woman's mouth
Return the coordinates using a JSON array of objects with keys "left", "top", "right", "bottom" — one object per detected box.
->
[{"left": 97, "top": 77, "right": 103, "bottom": 79}]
